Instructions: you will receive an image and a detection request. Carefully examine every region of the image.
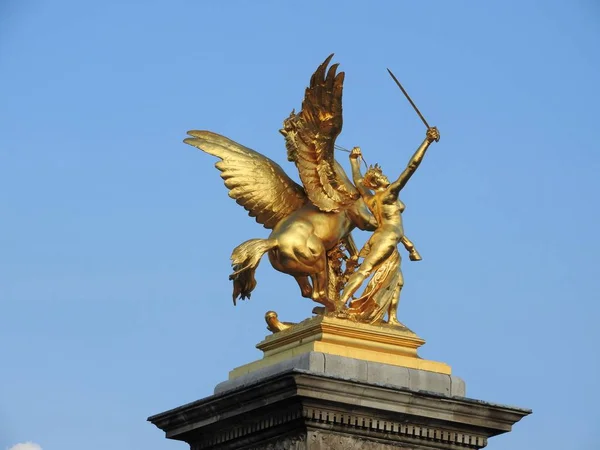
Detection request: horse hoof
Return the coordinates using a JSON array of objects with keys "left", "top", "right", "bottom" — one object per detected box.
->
[
  {"left": 312, "top": 306, "right": 326, "bottom": 315},
  {"left": 301, "top": 286, "right": 313, "bottom": 298}
]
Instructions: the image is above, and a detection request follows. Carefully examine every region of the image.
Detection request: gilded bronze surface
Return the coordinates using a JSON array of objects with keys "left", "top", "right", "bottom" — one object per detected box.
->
[
  {"left": 230, "top": 314, "right": 452, "bottom": 379},
  {"left": 185, "top": 54, "right": 439, "bottom": 329}
]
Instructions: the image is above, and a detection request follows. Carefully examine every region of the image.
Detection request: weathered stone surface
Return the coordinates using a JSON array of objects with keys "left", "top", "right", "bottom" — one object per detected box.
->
[
  {"left": 150, "top": 367, "right": 530, "bottom": 450},
  {"left": 408, "top": 365, "right": 451, "bottom": 395},
  {"left": 244, "top": 430, "right": 435, "bottom": 450},
  {"left": 243, "top": 433, "right": 306, "bottom": 450},
  {"left": 366, "top": 360, "right": 410, "bottom": 387},
  {"left": 215, "top": 352, "right": 466, "bottom": 397},
  {"left": 323, "top": 352, "right": 368, "bottom": 382},
  {"left": 307, "top": 431, "right": 413, "bottom": 450},
  {"left": 451, "top": 375, "right": 466, "bottom": 397}
]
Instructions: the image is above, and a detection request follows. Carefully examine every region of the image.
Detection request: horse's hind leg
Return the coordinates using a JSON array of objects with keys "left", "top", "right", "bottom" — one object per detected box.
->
[
  {"left": 294, "top": 275, "right": 313, "bottom": 298},
  {"left": 310, "top": 268, "right": 336, "bottom": 311}
]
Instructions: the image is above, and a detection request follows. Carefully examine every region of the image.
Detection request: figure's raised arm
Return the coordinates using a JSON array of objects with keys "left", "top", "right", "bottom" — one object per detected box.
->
[
  {"left": 389, "top": 127, "right": 440, "bottom": 196},
  {"left": 349, "top": 147, "right": 372, "bottom": 198}
]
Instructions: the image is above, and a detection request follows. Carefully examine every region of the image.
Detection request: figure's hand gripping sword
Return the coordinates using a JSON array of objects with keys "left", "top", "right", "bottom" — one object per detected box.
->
[{"left": 387, "top": 68, "right": 439, "bottom": 142}]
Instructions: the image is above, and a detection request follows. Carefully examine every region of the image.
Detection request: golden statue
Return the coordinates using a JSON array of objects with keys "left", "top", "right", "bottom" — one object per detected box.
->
[
  {"left": 342, "top": 127, "right": 439, "bottom": 326},
  {"left": 184, "top": 55, "right": 440, "bottom": 329}
]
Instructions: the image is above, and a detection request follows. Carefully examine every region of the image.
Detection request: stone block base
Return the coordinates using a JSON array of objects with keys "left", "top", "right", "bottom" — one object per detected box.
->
[
  {"left": 216, "top": 352, "right": 465, "bottom": 397},
  {"left": 149, "top": 355, "right": 530, "bottom": 450}
]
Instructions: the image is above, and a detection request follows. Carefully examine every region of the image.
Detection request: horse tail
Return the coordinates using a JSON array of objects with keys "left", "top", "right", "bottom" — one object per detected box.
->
[{"left": 229, "top": 238, "right": 278, "bottom": 304}]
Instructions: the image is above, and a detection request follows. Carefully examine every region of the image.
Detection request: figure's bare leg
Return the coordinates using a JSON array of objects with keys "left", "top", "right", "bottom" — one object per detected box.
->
[
  {"left": 340, "top": 236, "right": 394, "bottom": 305},
  {"left": 401, "top": 235, "right": 421, "bottom": 261},
  {"left": 345, "top": 235, "right": 373, "bottom": 275},
  {"left": 294, "top": 275, "right": 313, "bottom": 298},
  {"left": 339, "top": 269, "right": 369, "bottom": 305},
  {"left": 387, "top": 270, "right": 405, "bottom": 326}
]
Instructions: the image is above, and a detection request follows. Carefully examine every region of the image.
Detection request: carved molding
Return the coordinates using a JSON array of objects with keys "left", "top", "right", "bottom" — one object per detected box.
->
[
  {"left": 304, "top": 406, "right": 487, "bottom": 448},
  {"left": 192, "top": 407, "right": 303, "bottom": 449},
  {"left": 192, "top": 405, "right": 487, "bottom": 449}
]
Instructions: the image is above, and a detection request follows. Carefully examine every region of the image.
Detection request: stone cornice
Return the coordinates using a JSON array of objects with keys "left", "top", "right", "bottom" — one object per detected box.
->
[{"left": 148, "top": 369, "right": 530, "bottom": 445}]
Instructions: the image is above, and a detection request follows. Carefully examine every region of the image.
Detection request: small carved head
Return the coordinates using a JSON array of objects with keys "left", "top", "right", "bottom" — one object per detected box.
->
[
  {"left": 280, "top": 110, "right": 299, "bottom": 162},
  {"left": 363, "top": 164, "right": 390, "bottom": 190}
]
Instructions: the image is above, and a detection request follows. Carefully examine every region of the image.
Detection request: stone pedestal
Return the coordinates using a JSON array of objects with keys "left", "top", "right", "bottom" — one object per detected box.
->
[{"left": 149, "top": 317, "right": 530, "bottom": 449}]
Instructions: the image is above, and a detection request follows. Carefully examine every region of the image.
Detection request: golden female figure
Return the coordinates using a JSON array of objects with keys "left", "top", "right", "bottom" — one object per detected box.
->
[{"left": 340, "top": 127, "right": 440, "bottom": 324}]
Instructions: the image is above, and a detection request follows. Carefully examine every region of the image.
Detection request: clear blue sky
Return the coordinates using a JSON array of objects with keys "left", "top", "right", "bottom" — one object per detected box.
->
[{"left": 1, "top": 1, "right": 599, "bottom": 449}]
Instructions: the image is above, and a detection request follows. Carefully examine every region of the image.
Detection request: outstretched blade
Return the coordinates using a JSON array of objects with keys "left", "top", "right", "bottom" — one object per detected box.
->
[{"left": 387, "top": 68, "right": 430, "bottom": 129}]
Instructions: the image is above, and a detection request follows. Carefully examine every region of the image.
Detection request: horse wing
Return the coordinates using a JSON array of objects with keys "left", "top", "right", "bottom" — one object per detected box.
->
[
  {"left": 185, "top": 130, "right": 308, "bottom": 229},
  {"left": 280, "top": 54, "right": 359, "bottom": 212}
]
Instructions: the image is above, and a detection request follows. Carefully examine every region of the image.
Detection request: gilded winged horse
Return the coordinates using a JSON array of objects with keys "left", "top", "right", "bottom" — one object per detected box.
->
[{"left": 184, "top": 55, "right": 377, "bottom": 311}]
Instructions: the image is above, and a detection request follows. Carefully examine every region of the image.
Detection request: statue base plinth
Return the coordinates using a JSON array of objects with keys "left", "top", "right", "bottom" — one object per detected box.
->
[
  {"left": 149, "top": 351, "right": 530, "bottom": 449},
  {"left": 229, "top": 314, "right": 451, "bottom": 380}
]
